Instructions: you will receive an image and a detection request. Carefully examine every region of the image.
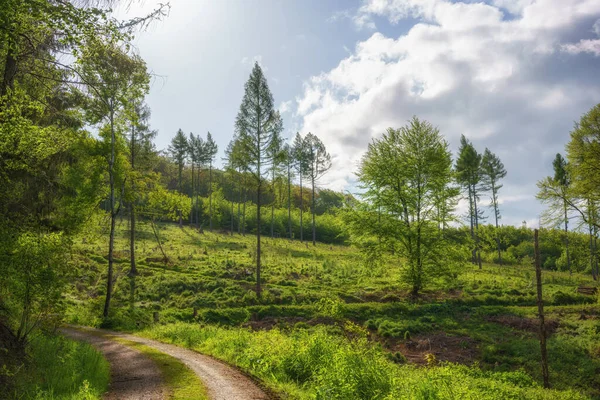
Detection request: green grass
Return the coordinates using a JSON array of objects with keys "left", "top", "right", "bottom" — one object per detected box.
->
[
  {"left": 140, "top": 322, "right": 587, "bottom": 400},
  {"left": 111, "top": 337, "right": 208, "bottom": 400},
  {"left": 12, "top": 333, "right": 109, "bottom": 400},
  {"left": 65, "top": 221, "right": 600, "bottom": 398}
]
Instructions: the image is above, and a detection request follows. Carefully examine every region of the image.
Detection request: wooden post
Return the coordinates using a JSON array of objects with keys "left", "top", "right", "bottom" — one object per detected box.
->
[{"left": 534, "top": 229, "right": 550, "bottom": 388}]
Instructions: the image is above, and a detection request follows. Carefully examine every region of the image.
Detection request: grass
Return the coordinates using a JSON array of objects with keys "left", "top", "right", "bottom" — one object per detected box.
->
[
  {"left": 64, "top": 221, "right": 600, "bottom": 398},
  {"left": 140, "top": 322, "right": 587, "bottom": 400},
  {"left": 111, "top": 337, "right": 208, "bottom": 400},
  {"left": 11, "top": 333, "right": 109, "bottom": 400}
]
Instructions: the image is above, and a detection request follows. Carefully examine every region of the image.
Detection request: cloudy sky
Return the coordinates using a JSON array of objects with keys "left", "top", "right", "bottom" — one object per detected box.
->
[{"left": 118, "top": 0, "right": 600, "bottom": 228}]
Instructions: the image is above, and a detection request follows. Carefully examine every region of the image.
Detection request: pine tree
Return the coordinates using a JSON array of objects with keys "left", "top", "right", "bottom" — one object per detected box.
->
[
  {"left": 293, "top": 132, "right": 308, "bottom": 242},
  {"left": 168, "top": 128, "right": 189, "bottom": 227},
  {"left": 235, "top": 62, "right": 282, "bottom": 297},
  {"left": 456, "top": 135, "right": 483, "bottom": 269},
  {"left": 283, "top": 143, "right": 295, "bottom": 240},
  {"left": 553, "top": 153, "right": 571, "bottom": 273},
  {"left": 304, "top": 133, "right": 331, "bottom": 246},
  {"left": 205, "top": 132, "right": 218, "bottom": 231},
  {"left": 481, "top": 148, "right": 507, "bottom": 264},
  {"left": 268, "top": 122, "right": 284, "bottom": 238}
]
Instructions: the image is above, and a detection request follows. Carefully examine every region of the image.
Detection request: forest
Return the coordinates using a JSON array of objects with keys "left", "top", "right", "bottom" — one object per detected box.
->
[{"left": 1, "top": 1, "right": 600, "bottom": 400}]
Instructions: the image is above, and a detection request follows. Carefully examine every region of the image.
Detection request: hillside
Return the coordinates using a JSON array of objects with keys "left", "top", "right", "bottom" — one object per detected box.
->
[{"left": 64, "top": 222, "right": 600, "bottom": 399}]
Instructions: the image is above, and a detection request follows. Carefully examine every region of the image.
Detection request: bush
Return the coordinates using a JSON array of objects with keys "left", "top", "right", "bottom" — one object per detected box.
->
[{"left": 198, "top": 308, "right": 250, "bottom": 325}]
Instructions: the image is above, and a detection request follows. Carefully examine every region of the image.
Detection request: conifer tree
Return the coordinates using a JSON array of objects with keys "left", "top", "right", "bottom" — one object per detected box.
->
[
  {"left": 456, "top": 135, "right": 483, "bottom": 268},
  {"left": 304, "top": 133, "right": 331, "bottom": 246},
  {"left": 205, "top": 132, "right": 218, "bottom": 231},
  {"left": 235, "top": 62, "right": 282, "bottom": 297},
  {"left": 553, "top": 153, "right": 571, "bottom": 273},
  {"left": 293, "top": 132, "right": 308, "bottom": 242},
  {"left": 168, "top": 128, "right": 189, "bottom": 227},
  {"left": 481, "top": 148, "right": 507, "bottom": 264}
]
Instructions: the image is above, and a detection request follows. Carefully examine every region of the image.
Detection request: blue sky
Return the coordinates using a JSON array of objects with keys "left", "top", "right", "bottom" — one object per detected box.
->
[{"left": 118, "top": 0, "right": 600, "bottom": 228}]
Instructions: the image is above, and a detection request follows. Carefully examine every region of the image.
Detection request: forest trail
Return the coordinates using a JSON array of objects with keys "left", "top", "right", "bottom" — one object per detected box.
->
[{"left": 61, "top": 327, "right": 271, "bottom": 400}]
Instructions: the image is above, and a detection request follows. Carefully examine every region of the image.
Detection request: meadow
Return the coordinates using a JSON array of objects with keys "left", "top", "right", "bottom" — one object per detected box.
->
[{"left": 64, "top": 220, "right": 600, "bottom": 399}]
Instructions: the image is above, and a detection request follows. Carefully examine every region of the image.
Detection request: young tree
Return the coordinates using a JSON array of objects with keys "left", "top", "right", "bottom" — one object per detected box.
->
[
  {"left": 235, "top": 62, "right": 282, "bottom": 297},
  {"left": 304, "top": 133, "right": 332, "bottom": 246},
  {"left": 553, "top": 153, "right": 571, "bottom": 273},
  {"left": 293, "top": 132, "right": 308, "bottom": 242},
  {"left": 78, "top": 39, "right": 149, "bottom": 319},
  {"left": 352, "top": 117, "right": 457, "bottom": 296},
  {"left": 283, "top": 143, "right": 295, "bottom": 239},
  {"left": 168, "top": 128, "right": 188, "bottom": 227},
  {"left": 203, "top": 132, "right": 218, "bottom": 231},
  {"left": 126, "top": 102, "right": 156, "bottom": 279},
  {"left": 481, "top": 148, "right": 507, "bottom": 264},
  {"left": 268, "top": 122, "right": 284, "bottom": 238},
  {"left": 456, "top": 135, "right": 483, "bottom": 269}
]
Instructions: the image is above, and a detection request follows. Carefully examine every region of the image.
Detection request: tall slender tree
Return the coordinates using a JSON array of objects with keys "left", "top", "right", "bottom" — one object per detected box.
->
[
  {"left": 205, "top": 132, "right": 218, "bottom": 231},
  {"left": 235, "top": 62, "right": 282, "bottom": 297},
  {"left": 78, "top": 39, "right": 149, "bottom": 319},
  {"left": 304, "top": 133, "right": 331, "bottom": 246},
  {"left": 481, "top": 148, "right": 507, "bottom": 264},
  {"left": 168, "top": 128, "right": 188, "bottom": 227},
  {"left": 283, "top": 143, "right": 295, "bottom": 240},
  {"left": 456, "top": 135, "right": 483, "bottom": 269},
  {"left": 187, "top": 132, "right": 198, "bottom": 226},
  {"left": 553, "top": 153, "right": 571, "bottom": 273},
  {"left": 269, "top": 122, "right": 284, "bottom": 238},
  {"left": 293, "top": 132, "right": 308, "bottom": 242}
]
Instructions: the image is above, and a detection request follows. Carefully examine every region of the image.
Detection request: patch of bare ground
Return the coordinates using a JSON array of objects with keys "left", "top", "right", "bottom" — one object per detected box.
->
[
  {"left": 486, "top": 314, "right": 559, "bottom": 335},
  {"left": 383, "top": 333, "right": 479, "bottom": 365}
]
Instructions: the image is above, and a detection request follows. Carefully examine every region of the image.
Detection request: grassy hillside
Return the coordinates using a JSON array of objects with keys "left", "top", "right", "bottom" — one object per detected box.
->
[{"left": 66, "top": 221, "right": 600, "bottom": 398}]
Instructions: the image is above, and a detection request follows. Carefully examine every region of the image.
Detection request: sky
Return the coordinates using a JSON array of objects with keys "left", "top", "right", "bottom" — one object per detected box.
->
[{"left": 117, "top": 0, "right": 600, "bottom": 228}]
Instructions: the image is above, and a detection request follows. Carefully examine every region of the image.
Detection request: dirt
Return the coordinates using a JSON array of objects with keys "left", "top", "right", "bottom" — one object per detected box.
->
[
  {"left": 486, "top": 314, "right": 559, "bottom": 335},
  {"left": 61, "top": 327, "right": 167, "bottom": 400},
  {"left": 64, "top": 327, "right": 272, "bottom": 400},
  {"left": 384, "top": 333, "right": 479, "bottom": 365}
]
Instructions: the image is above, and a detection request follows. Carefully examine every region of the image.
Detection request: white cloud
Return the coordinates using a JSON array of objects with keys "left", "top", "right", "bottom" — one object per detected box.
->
[
  {"left": 296, "top": 0, "right": 600, "bottom": 226},
  {"left": 278, "top": 100, "right": 292, "bottom": 114}
]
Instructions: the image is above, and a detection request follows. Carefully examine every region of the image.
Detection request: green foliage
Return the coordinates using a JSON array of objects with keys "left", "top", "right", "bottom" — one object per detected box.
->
[
  {"left": 142, "top": 323, "right": 586, "bottom": 400},
  {"left": 12, "top": 333, "right": 109, "bottom": 400}
]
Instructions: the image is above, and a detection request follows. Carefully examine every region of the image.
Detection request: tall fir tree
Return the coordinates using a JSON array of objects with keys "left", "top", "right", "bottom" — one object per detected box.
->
[
  {"left": 481, "top": 148, "right": 507, "bottom": 265},
  {"left": 304, "top": 133, "right": 331, "bottom": 246},
  {"left": 235, "top": 62, "right": 282, "bottom": 297},
  {"left": 293, "top": 132, "right": 308, "bottom": 242},
  {"left": 168, "top": 128, "right": 189, "bottom": 227}
]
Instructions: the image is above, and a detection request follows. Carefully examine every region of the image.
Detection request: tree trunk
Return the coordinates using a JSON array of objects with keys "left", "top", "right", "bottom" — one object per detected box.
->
[
  {"left": 190, "top": 163, "right": 195, "bottom": 225},
  {"left": 473, "top": 183, "right": 482, "bottom": 269},
  {"left": 242, "top": 183, "right": 247, "bottom": 236},
  {"left": 1, "top": 44, "right": 17, "bottom": 98},
  {"left": 534, "top": 229, "right": 550, "bottom": 389},
  {"left": 288, "top": 163, "right": 292, "bottom": 240},
  {"left": 103, "top": 105, "right": 116, "bottom": 319},
  {"left": 178, "top": 164, "right": 183, "bottom": 227},
  {"left": 468, "top": 185, "right": 476, "bottom": 264},
  {"left": 564, "top": 199, "right": 570, "bottom": 274},
  {"left": 492, "top": 184, "right": 502, "bottom": 265},
  {"left": 256, "top": 179, "right": 262, "bottom": 298},
  {"left": 299, "top": 174, "right": 304, "bottom": 242},
  {"left": 209, "top": 162, "right": 213, "bottom": 231},
  {"left": 238, "top": 171, "right": 242, "bottom": 234},
  {"left": 129, "top": 121, "right": 137, "bottom": 278},
  {"left": 231, "top": 197, "right": 234, "bottom": 236},
  {"left": 312, "top": 176, "right": 316, "bottom": 246}
]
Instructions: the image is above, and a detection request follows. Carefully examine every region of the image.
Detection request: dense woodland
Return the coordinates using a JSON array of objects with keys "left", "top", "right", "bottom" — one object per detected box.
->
[{"left": 1, "top": 1, "right": 600, "bottom": 400}]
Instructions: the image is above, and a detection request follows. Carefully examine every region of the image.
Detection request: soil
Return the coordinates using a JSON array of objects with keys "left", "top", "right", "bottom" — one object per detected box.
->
[
  {"left": 63, "top": 327, "right": 272, "bottom": 400},
  {"left": 61, "top": 327, "right": 167, "bottom": 400},
  {"left": 486, "top": 314, "right": 559, "bottom": 335},
  {"left": 384, "top": 332, "right": 479, "bottom": 365}
]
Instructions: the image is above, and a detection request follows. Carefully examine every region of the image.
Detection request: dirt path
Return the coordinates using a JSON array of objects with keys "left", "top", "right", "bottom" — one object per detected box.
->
[
  {"left": 62, "top": 327, "right": 271, "bottom": 400},
  {"left": 61, "top": 327, "right": 166, "bottom": 400}
]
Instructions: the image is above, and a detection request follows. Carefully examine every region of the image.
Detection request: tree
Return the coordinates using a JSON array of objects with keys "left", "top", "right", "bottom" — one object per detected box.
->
[
  {"left": 481, "top": 148, "right": 507, "bottom": 264},
  {"left": 352, "top": 117, "right": 458, "bottom": 296},
  {"left": 304, "top": 133, "right": 332, "bottom": 246},
  {"left": 268, "top": 121, "right": 284, "bottom": 238},
  {"left": 125, "top": 101, "right": 156, "bottom": 288},
  {"left": 283, "top": 143, "right": 295, "bottom": 239},
  {"left": 553, "top": 153, "right": 571, "bottom": 273},
  {"left": 293, "top": 132, "right": 308, "bottom": 242},
  {"left": 168, "top": 128, "right": 188, "bottom": 228},
  {"left": 456, "top": 135, "right": 483, "bottom": 269},
  {"left": 205, "top": 132, "right": 218, "bottom": 231},
  {"left": 235, "top": 62, "right": 282, "bottom": 298},
  {"left": 77, "top": 39, "right": 149, "bottom": 319}
]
